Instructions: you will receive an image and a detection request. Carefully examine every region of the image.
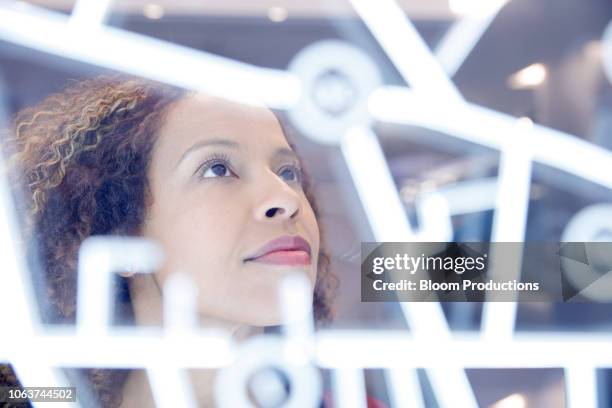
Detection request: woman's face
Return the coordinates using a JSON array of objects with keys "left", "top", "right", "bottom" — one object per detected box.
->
[{"left": 143, "top": 94, "right": 320, "bottom": 326}]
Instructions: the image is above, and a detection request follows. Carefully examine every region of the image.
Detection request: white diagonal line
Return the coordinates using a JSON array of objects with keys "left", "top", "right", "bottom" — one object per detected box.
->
[
  {"left": 385, "top": 368, "right": 425, "bottom": 408},
  {"left": 370, "top": 87, "right": 612, "bottom": 189},
  {"left": 332, "top": 369, "right": 367, "bottom": 408},
  {"left": 349, "top": 0, "right": 463, "bottom": 102},
  {"left": 435, "top": 3, "right": 506, "bottom": 76},
  {"left": 70, "top": 0, "right": 114, "bottom": 27},
  {"left": 340, "top": 126, "right": 416, "bottom": 241},
  {"left": 482, "top": 132, "right": 533, "bottom": 340},
  {"left": 0, "top": 4, "right": 300, "bottom": 109}
]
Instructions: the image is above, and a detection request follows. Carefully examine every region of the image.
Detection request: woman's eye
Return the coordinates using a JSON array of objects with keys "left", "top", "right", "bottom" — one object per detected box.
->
[
  {"left": 279, "top": 165, "right": 301, "bottom": 183},
  {"left": 201, "top": 162, "right": 232, "bottom": 178}
]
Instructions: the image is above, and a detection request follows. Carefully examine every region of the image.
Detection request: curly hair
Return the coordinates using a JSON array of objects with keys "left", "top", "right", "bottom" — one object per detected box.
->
[{"left": 1, "top": 75, "right": 336, "bottom": 407}]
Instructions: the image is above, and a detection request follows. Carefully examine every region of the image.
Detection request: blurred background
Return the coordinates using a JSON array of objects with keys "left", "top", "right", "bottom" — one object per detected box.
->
[{"left": 2, "top": 0, "right": 612, "bottom": 406}]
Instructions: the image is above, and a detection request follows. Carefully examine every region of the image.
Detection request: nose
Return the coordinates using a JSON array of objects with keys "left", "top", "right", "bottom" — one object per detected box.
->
[{"left": 254, "top": 172, "right": 301, "bottom": 222}]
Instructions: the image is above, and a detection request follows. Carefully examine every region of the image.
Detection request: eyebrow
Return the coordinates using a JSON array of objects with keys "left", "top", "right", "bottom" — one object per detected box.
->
[
  {"left": 176, "top": 138, "right": 240, "bottom": 168},
  {"left": 175, "top": 138, "right": 299, "bottom": 169},
  {"left": 275, "top": 147, "right": 299, "bottom": 162}
]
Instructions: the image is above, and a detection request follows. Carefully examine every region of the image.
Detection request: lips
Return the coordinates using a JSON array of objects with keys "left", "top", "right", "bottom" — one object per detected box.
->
[{"left": 245, "top": 235, "right": 312, "bottom": 266}]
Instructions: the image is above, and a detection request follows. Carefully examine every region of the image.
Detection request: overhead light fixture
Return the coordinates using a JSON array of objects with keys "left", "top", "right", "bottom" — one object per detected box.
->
[
  {"left": 267, "top": 6, "right": 288, "bottom": 23},
  {"left": 507, "top": 63, "right": 547, "bottom": 89},
  {"left": 490, "top": 393, "right": 527, "bottom": 408},
  {"left": 143, "top": 4, "right": 164, "bottom": 20},
  {"left": 448, "top": 0, "right": 509, "bottom": 17}
]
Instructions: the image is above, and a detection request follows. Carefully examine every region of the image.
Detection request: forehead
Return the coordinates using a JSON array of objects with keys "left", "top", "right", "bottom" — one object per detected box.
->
[{"left": 156, "top": 93, "right": 290, "bottom": 156}]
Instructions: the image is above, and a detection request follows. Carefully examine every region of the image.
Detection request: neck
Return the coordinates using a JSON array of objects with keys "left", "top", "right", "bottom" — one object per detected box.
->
[
  {"left": 120, "top": 323, "right": 263, "bottom": 407},
  {"left": 123, "top": 275, "right": 266, "bottom": 407}
]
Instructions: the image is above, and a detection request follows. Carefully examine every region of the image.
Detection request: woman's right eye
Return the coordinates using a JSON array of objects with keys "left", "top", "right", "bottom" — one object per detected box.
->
[{"left": 199, "top": 161, "right": 233, "bottom": 178}]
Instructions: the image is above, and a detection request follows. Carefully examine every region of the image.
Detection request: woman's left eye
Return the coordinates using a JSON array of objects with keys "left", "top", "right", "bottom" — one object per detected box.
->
[{"left": 278, "top": 165, "right": 302, "bottom": 183}]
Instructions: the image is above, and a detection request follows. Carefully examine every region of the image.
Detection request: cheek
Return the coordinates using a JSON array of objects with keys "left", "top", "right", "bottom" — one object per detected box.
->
[
  {"left": 304, "top": 202, "right": 320, "bottom": 251},
  {"left": 303, "top": 202, "right": 321, "bottom": 280},
  {"left": 146, "top": 190, "right": 247, "bottom": 282},
  {"left": 146, "top": 193, "right": 255, "bottom": 322}
]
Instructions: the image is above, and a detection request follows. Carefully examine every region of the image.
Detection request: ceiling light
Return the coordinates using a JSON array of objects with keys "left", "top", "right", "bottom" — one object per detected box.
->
[
  {"left": 507, "top": 63, "right": 547, "bottom": 89},
  {"left": 268, "top": 6, "right": 288, "bottom": 23},
  {"left": 143, "top": 4, "right": 164, "bottom": 20}
]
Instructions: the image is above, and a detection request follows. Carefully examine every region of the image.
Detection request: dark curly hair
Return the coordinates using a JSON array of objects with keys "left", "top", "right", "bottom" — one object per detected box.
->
[{"left": 0, "top": 75, "right": 336, "bottom": 407}]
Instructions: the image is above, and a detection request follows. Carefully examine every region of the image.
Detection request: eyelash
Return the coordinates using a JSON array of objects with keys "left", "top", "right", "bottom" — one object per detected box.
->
[
  {"left": 195, "top": 153, "right": 304, "bottom": 185},
  {"left": 278, "top": 163, "right": 304, "bottom": 184},
  {"left": 195, "top": 152, "right": 235, "bottom": 179}
]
